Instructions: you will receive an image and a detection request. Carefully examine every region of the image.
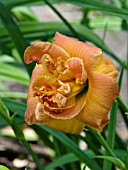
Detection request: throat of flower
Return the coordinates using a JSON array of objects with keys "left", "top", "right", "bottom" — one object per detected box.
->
[{"left": 67, "top": 81, "right": 87, "bottom": 99}]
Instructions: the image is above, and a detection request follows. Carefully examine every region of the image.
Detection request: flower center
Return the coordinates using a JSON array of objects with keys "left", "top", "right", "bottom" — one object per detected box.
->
[{"left": 33, "top": 55, "right": 87, "bottom": 120}]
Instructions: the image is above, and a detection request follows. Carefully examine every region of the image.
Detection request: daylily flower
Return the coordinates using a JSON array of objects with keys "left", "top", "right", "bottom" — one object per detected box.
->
[{"left": 24, "top": 32, "right": 119, "bottom": 134}]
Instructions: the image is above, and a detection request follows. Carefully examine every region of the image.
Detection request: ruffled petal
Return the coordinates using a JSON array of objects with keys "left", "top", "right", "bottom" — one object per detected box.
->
[
  {"left": 53, "top": 32, "right": 102, "bottom": 74},
  {"left": 24, "top": 42, "right": 70, "bottom": 64},
  {"left": 25, "top": 64, "right": 45, "bottom": 124},
  {"left": 66, "top": 57, "right": 87, "bottom": 83},
  {"left": 94, "top": 56, "right": 119, "bottom": 79},
  {"left": 25, "top": 65, "right": 85, "bottom": 134},
  {"left": 32, "top": 74, "right": 59, "bottom": 91},
  {"left": 76, "top": 72, "right": 119, "bottom": 130},
  {"left": 25, "top": 64, "right": 85, "bottom": 134},
  {"left": 43, "top": 91, "right": 86, "bottom": 119}
]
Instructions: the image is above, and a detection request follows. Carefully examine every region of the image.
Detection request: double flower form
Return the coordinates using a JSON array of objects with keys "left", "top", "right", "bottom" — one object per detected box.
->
[{"left": 24, "top": 32, "right": 119, "bottom": 134}]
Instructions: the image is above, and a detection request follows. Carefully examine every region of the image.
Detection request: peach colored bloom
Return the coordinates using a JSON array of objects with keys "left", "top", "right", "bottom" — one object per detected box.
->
[{"left": 24, "top": 32, "right": 119, "bottom": 134}]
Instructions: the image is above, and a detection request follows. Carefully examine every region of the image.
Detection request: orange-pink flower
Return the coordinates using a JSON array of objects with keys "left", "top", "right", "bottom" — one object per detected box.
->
[{"left": 24, "top": 32, "right": 119, "bottom": 134}]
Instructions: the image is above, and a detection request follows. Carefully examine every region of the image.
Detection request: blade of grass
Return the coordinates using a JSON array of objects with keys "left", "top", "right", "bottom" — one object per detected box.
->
[
  {"left": 43, "top": 0, "right": 83, "bottom": 41},
  {"left": 0, "top": 64, "right": 29, "bottom": 85},
  {"left": 103, "top": 102, "right": 118, "bottom": 170},
  {"left": 81, "top": 8, "right": 90, "bottom": 26},
  {"left": 103, "top": 64, "right": 125, "bottom": 170},
  {"left": 0, "top": 75, "right": 28, "bottom": 86},
  {"left": 2, "top": 0, "right": 128, "bottom": 20},
  {"left": 60, "top": 0, "right": 128, "bottom": 20},
  {"left": 101, "top": 21, "right": 108, "bottom": 49},
  {"left": 89, "top": 127, "right": 126, "bottom": 170},
  {"left": 11, "top": 6, "right": 38, "bottom": 22},
  {"left": 0, "top": 21, "right": 127, "bottom": 68},
  {"left": 89, "top": 128, "right": 127, "bottom": 170},
  {"left": 0, "top": 63, "right": 29, "bottom": 78},
  {"left": 89, "top": 16, "right": 122, "bottom": 30},
  {"left": 2, "top": 98, "right": 127, "bottom": 169},
  {"left": 0, "top": 98, "right": 43, "bottom": 170},
  {"left": 0, "top": 0, "right": 36, "bottom": 8},
  {"left": 11, "top": 115, "right": 44, "bottom": 170},
  {"left": 118, "top": 65, "right": 125, "bottom": 91},
  {"left": 61, "top": 134, "right": 81, "bottom": 170},
  {"left": 117, "top": 27, "right": 128, "bottom": 128},
  {"left": 0, "top": 92, "right": 27, "bottom": 99},
  {"left": 2, "top": 0, "right": 58, "bottom": 9},
  {"left": 31, "top": 125, "right": 53, "bottom": 149},
  {"left": 2, "top": 98, "right": 26, "bottom": 117},
  {"left": 96, "top": 156, "right": 126, "bottom": 170},
  {"left": 38, "top": 125, "right": 101, "bottom": 170},
  {"left": 53, "top": 137, "right": 62, "bottom": 157},
  {"left": 79, "top": 132, "right": 103, "bottom": 166},
  {"left": 112, "top": 0, "right": 122, "bottom": 8},
  {"left": 126, "top": 29, "right": 128, "bottom": 107},
  {"left": 115, "top": 133, "right": 127, "bottom": 150},
  {"left": 44, "top": 150, "right": 95, "bottom": 170},
  {"left": 2, "top": 98, "right": 101, "bottom": 170},
  {"left": 0, "top": 98, "right": 11, "bottom": 124},
  {"left": 0, "top": 2, "right": 35, "bottom": 76},
  {"left": 79, "top": 134, "right": 102, "bottom": 156},
  {"left": 89, "top": 128, "right": 116, "bottom": 158},
  {"left": 117, "top": 95, "right": 128, "bottom": 112}
]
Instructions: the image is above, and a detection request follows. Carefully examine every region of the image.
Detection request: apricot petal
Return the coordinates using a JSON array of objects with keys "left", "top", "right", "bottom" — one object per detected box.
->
[
  {"left": 24, "top": 42, "right": 70, "bottom": 64},
  {"left": 76, "top": 72, "right": 119, "bottom": 130}
]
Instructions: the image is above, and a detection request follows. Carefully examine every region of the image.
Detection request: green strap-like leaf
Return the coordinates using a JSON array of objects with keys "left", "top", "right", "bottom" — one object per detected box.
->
[
  {"left": 0, "top": 98, "right": 43, "bottom": 170},
  {"left": 103, "top": 48, "right": 122, "bottom": 169},
  {"left": 1, "top": 0, "right": 58, "bottom": 9},
  {"left": 60, "top": 0, "right": 128, "bottom": 20},
  {"left": 0, "top": 63, "right": 29, "bottom": 85},
  {"left": 0, "top": 21, "right": 127, "bottom": 68},
  {"left": 44, "top": 150, "right": 94, "bottom": 170},
  {"left": 0, "top": 2, "right": 34, "bottom": 76},
  {"left": 2, "top": 98, "right": 101, "bottom": 170},
  {"left": 0, "top": 92, "right": 27, "bottom": 99},
  {"left": 96, "top": 156, "right": 126, "bottom": 170},
  {"left": 0, "top": 98, "right": 11, "bottom": 124},
  {"left": 39, "top": 125, "right": 101, "bottom": 170},
  {"left": 117, "top": 95, "right": 128, "bottom": 113},
  {"left": 11, "top": 114, "right": 43, "bottom": 170},
  {"left": 2, "top": 98, "right": 26, "bottom": 117},
  {"left": 103, "top": 102, "right": 118, "bottom": 170}
]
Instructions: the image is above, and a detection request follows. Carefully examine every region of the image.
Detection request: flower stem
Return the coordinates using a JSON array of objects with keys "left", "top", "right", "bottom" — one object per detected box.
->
[
  {"left": 117, "top": 94, "right": 128, "bottom": 112},
  {"left": 103, "top": 102, "right": 118, "bottom": 170},
  {"left": 89, "top": 128, "right": 116, "bottom": 158},
  {"left": 89, "top": 128, "right": 127, "bottom": 170}
]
